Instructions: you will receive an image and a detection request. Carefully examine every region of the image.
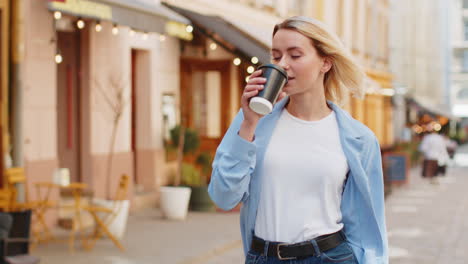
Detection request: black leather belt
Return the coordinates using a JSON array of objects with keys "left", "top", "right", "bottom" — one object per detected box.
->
[{"left": 250, "top": 230, "right": 345, "bottom": 260}]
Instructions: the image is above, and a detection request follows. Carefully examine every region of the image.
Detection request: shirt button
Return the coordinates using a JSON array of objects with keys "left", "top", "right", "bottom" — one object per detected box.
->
[{"left": 248, "top": 151, "right": 255, "bottom": 157}]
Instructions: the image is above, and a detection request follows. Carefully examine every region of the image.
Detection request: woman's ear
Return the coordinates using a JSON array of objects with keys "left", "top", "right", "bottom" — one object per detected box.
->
[{"left": 321, "top": 57, "right": 332, "bottom": 73}]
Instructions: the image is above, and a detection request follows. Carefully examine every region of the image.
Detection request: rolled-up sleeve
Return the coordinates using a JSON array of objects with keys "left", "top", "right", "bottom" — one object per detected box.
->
[{"left": 208, "top": 110, "right": 257, "bottom": 211}]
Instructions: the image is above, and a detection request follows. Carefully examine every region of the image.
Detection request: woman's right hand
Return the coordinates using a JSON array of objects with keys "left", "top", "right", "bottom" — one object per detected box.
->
[{"left": 241, "top": 70, "right": 266, "bottom": 125}]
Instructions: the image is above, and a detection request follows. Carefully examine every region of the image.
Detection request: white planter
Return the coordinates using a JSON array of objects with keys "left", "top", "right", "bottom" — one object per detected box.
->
[{"left": 159, "top": 186, "right": 191, "bottom": 220}]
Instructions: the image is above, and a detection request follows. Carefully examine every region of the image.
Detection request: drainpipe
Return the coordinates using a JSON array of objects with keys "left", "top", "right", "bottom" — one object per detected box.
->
[{"left": 9, "top": 0, "right": 24, "bottom": 168}]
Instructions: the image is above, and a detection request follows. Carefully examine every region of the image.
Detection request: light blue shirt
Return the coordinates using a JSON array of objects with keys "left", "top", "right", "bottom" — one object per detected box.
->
[{"left": 208, "top": 98, "right": 388, "bottom": 264}]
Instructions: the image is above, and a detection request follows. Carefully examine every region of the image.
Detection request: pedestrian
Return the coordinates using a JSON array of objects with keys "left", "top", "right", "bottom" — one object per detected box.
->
[
  {"left": 208, "top": 16, "right": 387, "bottom": 264},
  {"left": 419, "top": 130, "right": 450, "bottom": 183}
]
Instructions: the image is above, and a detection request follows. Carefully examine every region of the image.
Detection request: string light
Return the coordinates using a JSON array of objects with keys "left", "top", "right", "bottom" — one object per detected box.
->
[
  {"left": 112, "top": 24, "right": 119, "bottom": 35},
  {"left": 251, "top": 57, "right": 259, "bottom": 64},
  {"left": 209, "top": 42, "right": 217, "bottom": 50},
  {"left": 95, "top": 22, "right": 102, "bottom": 32},
  {"left": 233, "top": 58, "right": 241, "bottom": 66},
  {"left": 247, "top": 66, "right": 255, "bottom": 74},
  {"left": 55, "top": 53, "right": 63, "bottom": 64},
  {"left": 186, "top": 25, "right": 194, "bottom": 33},
  {"left": 77, "top": 19, "right": 85, "bottom": 29},
  {"left": 54, "top": 11, "right": 62, "bottom": 20}
]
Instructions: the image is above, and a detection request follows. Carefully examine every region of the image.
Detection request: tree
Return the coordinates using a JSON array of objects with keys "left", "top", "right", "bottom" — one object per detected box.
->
[{"left": 94, "top": 74, "right": 129, "bottom": 198}]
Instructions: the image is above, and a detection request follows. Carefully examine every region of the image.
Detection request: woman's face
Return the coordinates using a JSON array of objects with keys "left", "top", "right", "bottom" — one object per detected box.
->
[{"left": 271, "top": 29, "right": 331, "bottom": 95}]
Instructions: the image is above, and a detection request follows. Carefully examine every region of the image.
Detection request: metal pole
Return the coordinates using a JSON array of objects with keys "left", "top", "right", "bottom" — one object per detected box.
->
[
  {"left": 10, "top": 0, "right": 25, "bottom": 202},
  {"left": 10, "top": 0, "right": 24, "bottom": 167}
]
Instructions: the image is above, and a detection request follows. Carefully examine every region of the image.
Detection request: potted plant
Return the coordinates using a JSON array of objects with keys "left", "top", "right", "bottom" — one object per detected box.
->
[
  {"left": 188, "top": 152, "right": 215, "bottom": 211},
  {"left": 159, "top": 125, "right": 199, "bottom": 220}
]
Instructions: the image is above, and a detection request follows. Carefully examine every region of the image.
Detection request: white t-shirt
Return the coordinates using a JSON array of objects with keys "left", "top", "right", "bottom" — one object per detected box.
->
[{"left": 254, "top": 109, "right": 349, "bottom": 243}]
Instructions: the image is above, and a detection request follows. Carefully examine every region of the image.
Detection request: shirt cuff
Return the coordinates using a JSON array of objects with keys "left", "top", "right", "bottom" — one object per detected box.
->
[{"left": 225, "top": 132, "right": 257, "bottom": 162}]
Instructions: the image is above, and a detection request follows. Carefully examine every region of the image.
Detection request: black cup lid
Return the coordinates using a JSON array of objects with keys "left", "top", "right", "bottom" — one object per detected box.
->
[{"left": 258, "top": 64, "right": 288, "bottom": 81}]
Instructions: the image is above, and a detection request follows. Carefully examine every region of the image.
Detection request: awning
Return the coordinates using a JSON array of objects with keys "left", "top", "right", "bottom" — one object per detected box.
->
[
  {"left": 48, "top": 0, "right": 192, "bottom": 40},
  {"left": 407, "top": 97, "right": 459, "bottom": 120},
  {"left": 164, "top": 3, "right": 271, "bottom": 64}
]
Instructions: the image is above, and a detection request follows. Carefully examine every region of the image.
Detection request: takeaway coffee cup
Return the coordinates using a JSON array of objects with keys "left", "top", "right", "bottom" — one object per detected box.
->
[{"left": 249, "top": 64, "right": 288, "bottom": 115}]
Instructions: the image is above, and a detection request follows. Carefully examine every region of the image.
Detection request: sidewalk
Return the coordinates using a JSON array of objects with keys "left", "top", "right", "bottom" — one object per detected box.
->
[
  {"left": 34, "top": 145, "right": 468, "bottom": 264},
  {"left": 386, "top": 144, "right": 468, "bottom": 264}
]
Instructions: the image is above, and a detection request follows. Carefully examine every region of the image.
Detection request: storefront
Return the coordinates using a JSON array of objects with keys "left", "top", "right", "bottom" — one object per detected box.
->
[
  {"left": 165, "top": 4, "right": 270, "bottom": 157},
  {"left": 17, "top": 0, "right": 192, "bottom": 208}
]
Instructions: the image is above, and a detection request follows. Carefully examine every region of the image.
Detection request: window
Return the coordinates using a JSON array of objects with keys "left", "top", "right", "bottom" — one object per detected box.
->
[
  {"left": 464, "top": 20, "right": 468, "bottom": 40},
  {"left": 463, "top": 50, "right": 468, "bottom": 71},
  {"left": 162, "top": 94, "right": 177, "bottom": 141},
  {"left": 352, "top": 0, "right": 359, "bottom": 49},
  {"left": 458, "top": 87, "right": 468, "bottom": 99},
  {"left": 464, "top": 0, "right": 468, "bottom": 9},
  {"left": 337, "top": 0, "right": 344, "bottom": 37},
  {"left": 288, "top": 0, "right": 306, "bottom": 16}
]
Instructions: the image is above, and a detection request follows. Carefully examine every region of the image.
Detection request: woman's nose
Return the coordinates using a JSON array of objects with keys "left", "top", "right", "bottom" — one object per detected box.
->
[{"left": 277, "top": 57, "right": 289, "bottom": 70}]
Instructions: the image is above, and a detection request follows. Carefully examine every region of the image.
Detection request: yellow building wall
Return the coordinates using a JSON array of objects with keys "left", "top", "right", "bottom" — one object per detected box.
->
[
  {"left": 349, "top": 70, "right": 393, "bottom": 148},
  {"left": 0, "top": 0, "right": 10, "bottom": 154}
]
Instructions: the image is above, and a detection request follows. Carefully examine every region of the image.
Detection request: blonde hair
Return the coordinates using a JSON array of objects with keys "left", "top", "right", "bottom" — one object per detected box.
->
[{"left": 273, "top": 16, "right": 365, "bottom": 104}]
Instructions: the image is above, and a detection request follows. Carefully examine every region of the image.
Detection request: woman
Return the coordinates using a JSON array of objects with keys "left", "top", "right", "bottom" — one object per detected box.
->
[{"left": 208, "top": 16, "right": 388, "bottom": 264}]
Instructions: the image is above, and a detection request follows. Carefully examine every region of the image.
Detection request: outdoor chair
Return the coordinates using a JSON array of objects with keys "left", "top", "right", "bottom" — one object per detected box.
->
[
  {"left": 0, "top": 212, "right": 40, "bottom": 264},
  {"left": 82, "top": 174, "right": 130, "bottom": 251},
  {"left": 4, "top": 168, "right": 56, "bottom": 245},
  {"left": 0, "top": 189, "right": 12, "bottom": 212}
]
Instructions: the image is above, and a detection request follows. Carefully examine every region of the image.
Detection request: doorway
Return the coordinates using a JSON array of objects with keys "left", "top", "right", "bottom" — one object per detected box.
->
[
  {"left": 131, "top": 49, "right": 151, "bottom": 191},
  {"left": 56, "top": 31, "right": 81, "bottom": 182},
  {"left": 180, "top": 58, "right": 231, "bottom": 155}
]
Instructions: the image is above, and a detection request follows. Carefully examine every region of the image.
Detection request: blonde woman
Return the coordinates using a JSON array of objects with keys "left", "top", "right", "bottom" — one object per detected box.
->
[{"left": 209, "top": 16, "right": 388, "bottom": 264}]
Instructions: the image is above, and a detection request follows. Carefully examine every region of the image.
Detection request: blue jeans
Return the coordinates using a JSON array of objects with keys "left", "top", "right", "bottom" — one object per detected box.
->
[{"left": 245, "top": 239, "right": 358, "bottom": 264}]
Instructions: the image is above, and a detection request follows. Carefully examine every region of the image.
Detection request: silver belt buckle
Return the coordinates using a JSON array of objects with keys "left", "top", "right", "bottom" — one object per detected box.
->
[{"left": 277, "top": 243, "right": 296, "bottom": 260}]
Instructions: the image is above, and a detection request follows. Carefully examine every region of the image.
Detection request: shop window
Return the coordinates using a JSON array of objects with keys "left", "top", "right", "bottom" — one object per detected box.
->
[
  {"left": 463, "top": 50, "right": 468, "bottom": 72},
  {"left": 162, "top": 94, "right": 177, "bottom": 141},
  {"left": 464, "top": 20, "right": 468, "bottom": 41},
  {"left": 457, "top": 87, "right": 468, "bottom": 99}
]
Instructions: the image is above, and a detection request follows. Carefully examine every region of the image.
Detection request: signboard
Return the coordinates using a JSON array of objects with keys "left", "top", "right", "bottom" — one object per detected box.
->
[
  {"left": 165, "top": 21, "right": 193, "bottom": 41},
  {"left": 49, "top": 0, "right": 112, "bottom": 20},
  {"left": 383, "top": 152, "right": 409, "bottom": 184}
]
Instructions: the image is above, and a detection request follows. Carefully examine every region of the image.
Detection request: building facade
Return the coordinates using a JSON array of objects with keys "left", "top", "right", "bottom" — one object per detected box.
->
[
  {"left": 7, "top": 0, "right": 192, "bottom": 211},
  {"left": 389, "top": 0, "right": 452, "bottom": 140},
  {"left": 451, "top": 0, "right": 468, "bottom": 118},
  {"left": 164, "top": 0, "right": 395, "bottom": 148}
]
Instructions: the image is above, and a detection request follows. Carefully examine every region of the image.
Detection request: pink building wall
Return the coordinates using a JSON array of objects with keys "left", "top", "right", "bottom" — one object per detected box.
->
[{"left": 21, "top": 0, "right": 181, "bottom": 213}]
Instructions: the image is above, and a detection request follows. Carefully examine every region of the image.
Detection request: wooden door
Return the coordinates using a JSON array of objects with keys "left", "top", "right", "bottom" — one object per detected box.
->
[
  {"left": 57, "top": 31, "right": 81, "bottom": 182},
  {"left": 180, "top": 58, "right": 231, "bottom": 155}
]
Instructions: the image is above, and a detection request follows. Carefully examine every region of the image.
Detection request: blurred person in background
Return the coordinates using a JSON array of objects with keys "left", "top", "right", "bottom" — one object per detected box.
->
[
  {"left": 419, "top": 130, "right": 450, "bottom": 184},
  {"left": 209, "top": 16, "right": 387, "bottom": 264}
]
